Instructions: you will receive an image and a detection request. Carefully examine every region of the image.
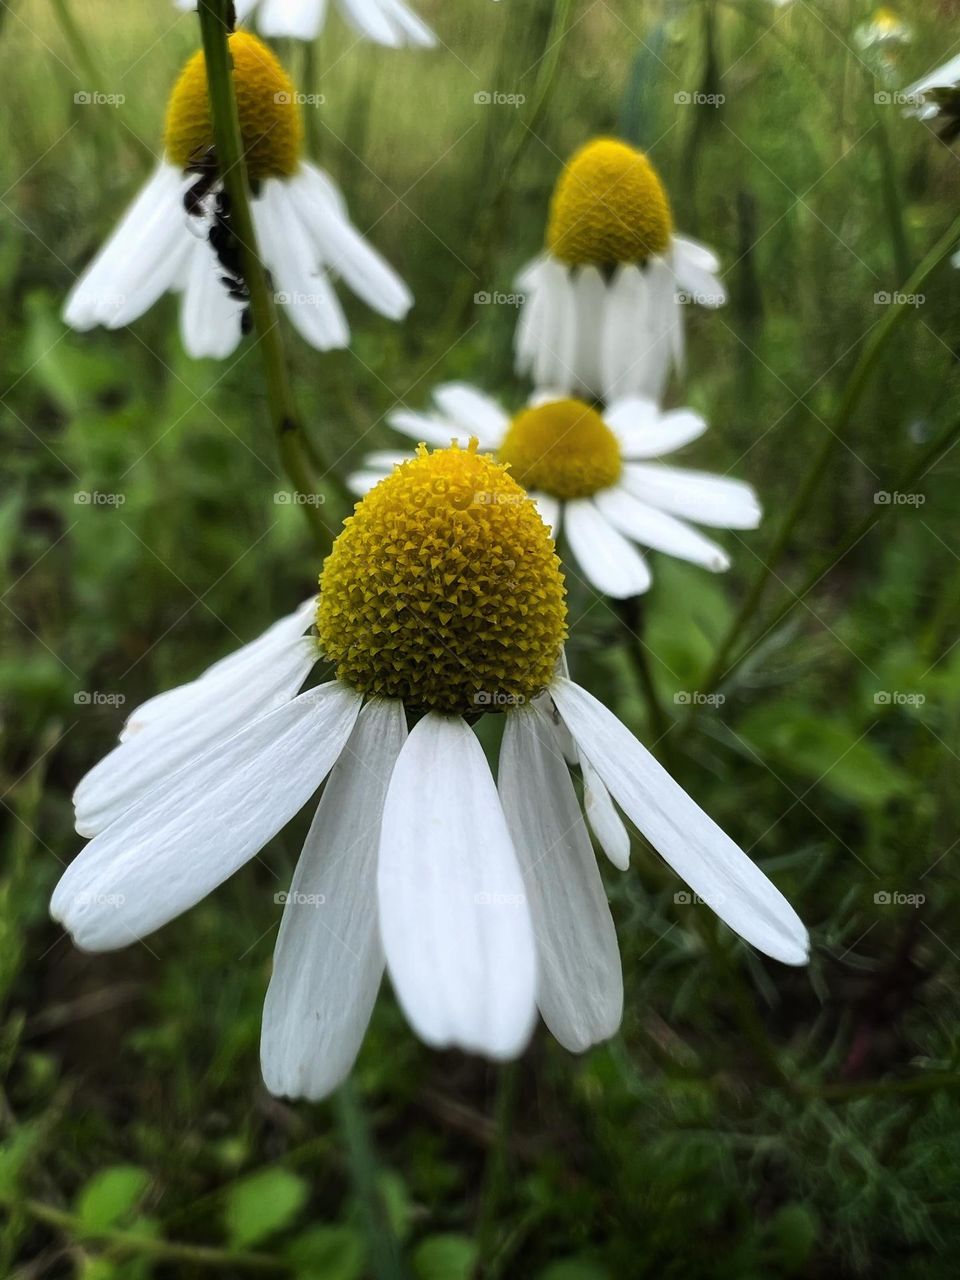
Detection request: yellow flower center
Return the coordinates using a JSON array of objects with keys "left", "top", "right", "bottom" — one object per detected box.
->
[
  {"left": 317, "top": 443, "right": 567, "bottom": 716},
  {"left": 546, "top": 138, "right": 673, "bottom": 267},
  {"left": 164, "top": 31, "right": 302, "bottom": 181},
  {"left": 498, "top": 400, "right": 622, "bottom": 500}
]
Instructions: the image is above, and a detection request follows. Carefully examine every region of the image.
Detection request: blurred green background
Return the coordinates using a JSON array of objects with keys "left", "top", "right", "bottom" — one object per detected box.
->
[{"left": 4, "top": 0, "right": 960, "bottom": 1275}]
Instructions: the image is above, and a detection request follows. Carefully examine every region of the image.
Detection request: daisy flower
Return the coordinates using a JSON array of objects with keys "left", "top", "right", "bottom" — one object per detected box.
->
[
  {"left": 349, "top": 385, "right": 760, "bottom": 599},
  {"left": 514, "top": 138, "right": 725, "bottom": 404},
  {"left": 175, "top": 0, "right": 436, "bottom": 46},
  {"left": 64, "top": 32, "right": 411, "bottom": 359},
  {"left": 53, "top": 443, "right": 807, "bottom": 1100},
  {"left": 902, "top": 53, "right": 960, "bottom": 141},
  {"left": 854, "top": 7, "right": 911, "bottom": 52}
]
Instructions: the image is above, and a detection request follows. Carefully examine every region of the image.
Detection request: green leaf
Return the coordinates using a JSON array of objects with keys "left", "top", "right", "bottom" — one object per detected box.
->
[
  {"left": 75, "top": 1165, "right": 151, "bottom": 1232},
  {"left": 538, "top": 1259, "right": 611, "bottom": 1280},
  {"left": 286, "top": 1225, "right": 364, "bottom": 1280},
  {"left": 412, "top": 1233, "right": 479, "bottom": 1280},
  {"left": 223, "top": 1168, "right": 309, "bottom": 1248}
]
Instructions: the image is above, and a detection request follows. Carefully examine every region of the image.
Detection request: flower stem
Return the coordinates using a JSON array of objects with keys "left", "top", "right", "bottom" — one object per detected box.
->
[
  {"left": 474, "top": 1060, "right": 521, "bottom": 1276},
  {"left": 196, "top": 0, "right": 334, "bottom": 555},
  {"left": 691, "top": 210, "right": 960, "bottom": 713},
  {"left": 872, "top": 84, "right": 911, "bottom": 281},
  {"left": 333, "top": 1079, "right": 406, "bottom": 1280}
]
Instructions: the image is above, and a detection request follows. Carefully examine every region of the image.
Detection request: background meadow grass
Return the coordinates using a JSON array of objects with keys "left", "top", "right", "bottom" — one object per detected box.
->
[{"left": 3, "top": 0, "right": 960, "bottom": 1275}]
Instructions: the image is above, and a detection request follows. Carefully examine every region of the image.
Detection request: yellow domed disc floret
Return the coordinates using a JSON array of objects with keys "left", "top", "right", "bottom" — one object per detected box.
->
[
  {"left": 317, "top": 442, "right": 567, "bottom": 716},
  {"left": 498, "top": 399, "right": 622, "bottom": 500},
  {"left": 165, "top": 31, "right": 302, "bottom": 181},
  {"left": 546, "top": 138, "right": 673, "bottom": 267}
]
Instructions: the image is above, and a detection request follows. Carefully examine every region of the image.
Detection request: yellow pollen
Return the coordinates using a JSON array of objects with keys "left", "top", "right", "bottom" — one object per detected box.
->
[
  {"left": 498, "top": 400, "right": 622, "bottom": 500},
  {"left": 546, "top": 138, "right": 673, "bottom": 267},
  {"left": 317, "top": 442, "right": 567, "bottom": 716},
  {"left": 164, "top": 32, "right": 302, "bottom": 181}
]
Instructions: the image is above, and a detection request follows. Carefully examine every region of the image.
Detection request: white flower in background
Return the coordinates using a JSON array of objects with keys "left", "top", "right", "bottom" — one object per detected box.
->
[
  {"left": 349, "top": 384, "right": 760, "bottom": 599},
  {"left": 176, "top": 0, "right": 436, "bottom": 46},
  {"left": 514, "top": 138, "right": 725, "bottom": 404},
  {"left": 53, "top": 444, "right": 807, "bottom": 1101},
  {"left": 854, "top": 7, "right": 911, "bottom": 52},
  {"left": 902, "top": 53, "right": 960, "bottom": 141},
  {"left": 64, "top": 32, "right": 411, "bottom": 359}
]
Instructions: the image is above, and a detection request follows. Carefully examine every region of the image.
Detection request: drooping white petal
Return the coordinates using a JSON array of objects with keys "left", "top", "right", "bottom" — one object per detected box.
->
[
  {"left": 672, "top": 236, "right": 726, "bottom": 308},
  {"left": 377, "top": 714, "right": 537, "bottom": 1059},
  {"left": 255, "top": 180, "right": 349, "bottom": 350},
  {"left": 431, "top": 383, "right": 508, "bottom": 448},
  {"left": 387, "top": 409, "right": 469, "bottom": 448},
  {"left": 373, "top": 0, "right": 436, "bottom": 46},
  {"left": 499, "top": 706, "right": 623, "bottom": 1052},
  {"left": 74, "top": 638, "right": 319, "bottom": 837},
  {"left": 571, "top": 265, "right": 606, "bottom": 396},
  {"left": 261, "top": 699, "right": 406, "bottom": 1101},
  {"left": 119, "top": 599, "right": 316, "bottom": 743},
  {"left": 179, "top": 237, "right": 244, "bottom": 359},
  {"left": 563, "top": 499, "right": 652, "bottom": 598},
  {"left": 600, "top": 264, "right": 660, "bottom": 403},
  {"left": 607, "top": 400, "right": 708, "bottom": 459},
  {"left": 594, "top": 486, "right": 731, "bottom": 572},
  {"left": 52, "top": 683, "right": 362, "bottom": 951},
  {"left": 259, "top": 0, "right": 329, "bottom": 40},
  {"left": 288, "top": 164, "right": 412, "bottom": 320},
  {"left": 904, "top": 54, "right": 960, "bottom": 108},
  {"left": 580, "top": 753, "right": 630, "bottom": 871},
  {"left": 622, "top": 463, "right": 762, "bottom": 530},
  {"left": 347, "top": 468, "right": 392, "bottom": 495},
  {"left": 64, "top": 164, "right": 192, "bottom": 331},
  {"left": 515, "top": 258, "right": 551, "bottom": 370},
  {"left": 337, "top": 0, "right": 404, "bottom": 44},
  {"left": 550, "top": 678, "right": 809, "bottom": 966},
  {"left": 532, "top": 260, "right": 578, "bottom": 391}
]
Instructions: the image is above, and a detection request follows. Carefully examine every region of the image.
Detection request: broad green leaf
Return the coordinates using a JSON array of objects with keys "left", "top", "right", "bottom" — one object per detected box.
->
[
  {"left": 412, "top": 1233, "right": 478, "bottom": 1280},
  {"left": 223, "top": 1167, "right": 309, "bottom": 1248},
  {"left": 286, "top": 1225, "right": 364, "bottom": 1280},
  {"left": 75, "top": 1165, "right": 151, "bottom": 1232}
]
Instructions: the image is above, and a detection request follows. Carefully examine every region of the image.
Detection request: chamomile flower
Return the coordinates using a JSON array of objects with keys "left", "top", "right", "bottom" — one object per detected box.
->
[
  {"left": 854, "top": 7, "right": 911, "bottom": 52},
  {"left": 903, "top": 54, "right": 960, "bottom": 141},
  {"left": 514, "top": 138, "right": 725, "bottom": 404},
  {"left": 175, "top": 0, "right": 436, "bottom": 46},
  {"left": 349, "top": 385, "right": 760, "bottom": 599},
  {"left": 64, "top": 32, "right": 411, "bottom": 359},
  {"left": 53, "top": 444, "right": 806, "bottom": 1099}
]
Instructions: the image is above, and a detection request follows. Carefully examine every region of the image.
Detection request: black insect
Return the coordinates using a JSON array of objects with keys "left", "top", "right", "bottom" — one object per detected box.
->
[{"left": 183, "top": 146, "right": 253, "bottom": 335}]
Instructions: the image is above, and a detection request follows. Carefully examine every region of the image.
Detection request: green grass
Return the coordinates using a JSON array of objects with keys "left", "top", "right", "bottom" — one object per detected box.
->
[{"left": 4, "top": 0, "right": 960, "bottom": 1276}]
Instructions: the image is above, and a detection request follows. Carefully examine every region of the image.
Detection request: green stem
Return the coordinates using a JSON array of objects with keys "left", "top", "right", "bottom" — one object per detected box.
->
[
  {"left": 474, "top": 1061, "right": 521, "bottom": 1278},
  {"left": 615, "top": 596, "right": 673, "bottom": 763},
  {"left": 333, "top": 1079, "right": 405, "bottom": 1280},
  {"left": 196, "top": 0, "right": 334, "bottom": 554},
  {"left": 704, "top": 411, "right": 960, "bottom": 694},
  {"left": 691, "top": 210, "right": 960, "bottom": 712},
  {"left": 873, "top": 85, "right": 911, "bottom": 281},
  {"left": 19, "top": 1199, "right": 285, "bottom": 1272}
]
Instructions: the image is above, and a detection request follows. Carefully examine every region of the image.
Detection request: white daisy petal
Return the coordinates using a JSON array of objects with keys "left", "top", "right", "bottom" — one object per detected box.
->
[
  {"left": 378, "top": 713, "right": 537, "bottom": 1059},
  {"left": 594, "top": 486, "right": 731, "bottom": 572},
  {"left": 608, "top": 402, "right": 708, "bottom": 459},
  {"left": 53, "top": 683, "right": 363, "bottom": 951},
  {"left": 571, "top": 265, "right": 606, "bottom": 396},
  {"left": 530, "top": 491, "right": 560, "bottom": 539},
  {"left": 64, "top": 164, "right": 191, "bottom": 332},
  {"left": 337, "top": 0, "right": 405, "bottom": 45},
  {"left": 374, "top": 0, "right": 436, "bottom": 46},
  {"left": 600, "top": 263, "right": 669, "bottom": 403},
  {"left": 261, "top": 698, "right": 406, "bottom": 1101},
  {"left": 259, "top": 0, "right": 328, "bottom": 40},
  {"left": 533, "top": 260, "right": 578, "bottom": 391},
  {"left": 289, "top": 164, "right": 412, "bottom": 321},
  {"left": 551, "top": 679, "right": 809, "bottom": 966},
  {"left": 622, "top": 464, "right": 762, "bottom": 529},
  {"left": 499, "top": 705, "right": 623, "bottom": 1052},
  {"left": 431, "top": 383, "right": 508, "bottom": 447},
  {"left": 672, "top": 237, "right": 726, "bottom": 308},
  {"left": 180, "top": 238, "right": 244, "bottom": 359},
  {"left": 563, "top": 499, "right": 652, "bottom": 598},
  {"left": 347, "top": 468, "right": 392, "bottom": 495},
  {"left": 580, "top": 753, "right": 630, "bottom": 871},
  {"left": 119, "top": 599, "right": 316, "bottom": 743},
  {"left": 74, "top": 637, "right": 318, "bottom": 837},
  {"left": 387, "top": 409, "right": 469, "bottom": 448}
]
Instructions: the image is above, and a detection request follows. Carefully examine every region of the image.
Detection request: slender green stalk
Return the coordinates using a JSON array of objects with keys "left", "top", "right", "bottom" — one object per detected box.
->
[
  {"left": 196, "top": 0, "right": 335, "bottom": 553},
  {"left": 474, "top": 1061, "right": 521, "bottom": 1277},
  {"left": 615, "top": 596, "right": 674, "bottom": 763},
  {"left": 692, "top": 211, "right": 960, "bottom": 711},
  {"left": 703, "top": 411, "right": 960, "bottom": 695},
  {"left": 872, "top": 84, "right": 911, "bottom": 281},
  {"left": 333, "top": 1079, "right": 405, "bottom": 1280}
]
